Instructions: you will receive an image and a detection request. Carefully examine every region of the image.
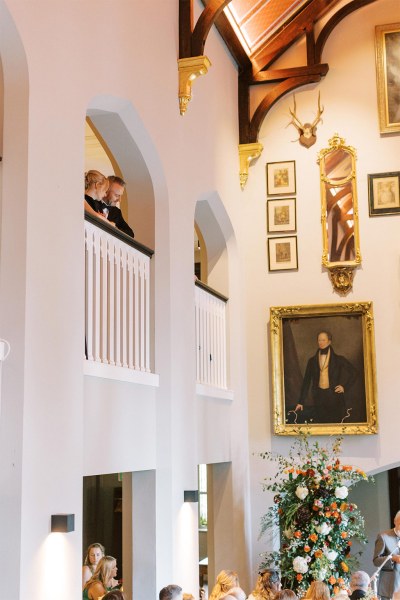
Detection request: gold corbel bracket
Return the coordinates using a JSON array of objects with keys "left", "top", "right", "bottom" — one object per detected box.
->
[
  {"left": 328, "top": 266, "right": 355, "bottom": 295},
  {"left": 178, "top": 56, "right": 211, "bottom": 115},
  {"left": 238, "top": 142, "right": 264, "bottom": 189}
]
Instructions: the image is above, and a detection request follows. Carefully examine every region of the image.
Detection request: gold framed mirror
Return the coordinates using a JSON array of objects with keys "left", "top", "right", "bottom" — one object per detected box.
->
[{"left": 317, "top": 134, "right": 361, "bottom": 294}]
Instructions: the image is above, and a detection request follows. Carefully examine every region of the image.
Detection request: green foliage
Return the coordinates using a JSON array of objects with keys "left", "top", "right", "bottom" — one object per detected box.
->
[{"left": 258, "top": 432, "right": 372, "bottom": 596}]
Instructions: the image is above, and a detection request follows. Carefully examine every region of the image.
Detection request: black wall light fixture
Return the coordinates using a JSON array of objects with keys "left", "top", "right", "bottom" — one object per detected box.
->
[
  {"left": 184, "top": 490, "right": 199, "bottom": 503},
  {"left": 51, "top": 514, "right": 75, "bottom": 533}
]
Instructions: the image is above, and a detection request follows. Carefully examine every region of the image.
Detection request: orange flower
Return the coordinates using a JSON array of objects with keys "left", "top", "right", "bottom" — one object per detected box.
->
[
  {"left": 341, "top": 531, "right": 348, "bottom": 539},
  {"left": 338, "top": 578, "right": 344, "bottom": 584},
  {"left": 294, "top": 531, "right": 302, "bottom": 538},
  {"left": 304, "top": 545, "right": 311, "bottom": 553},
  {"left": 314, "top": 550, "right": 323, "bottom": 558},
  {"left": 325, "top": 511, "right": 332, "bottom": 518},
  {"left": 331, "top": 502, "right": 337, "bottom": 510},
  {"left": 296, "top": 574, "right": 303, "bottom": 581},
  {"left": 341, "top": 562, "right": 349, "bottom": 572},
  {"left": 329, "top": 576, "right": 337, "bottom": 585},
  {"left": 340, "top": 503, "right": 348, "bottom": 511},
  {"left": 309, "top": 533, "right": 318, "bottom": 542},
  {"left": 332, "top": 511, "right": 339, "bottom": 518},
  {"left": 333, "top": 586, "right": 340, "bottom": 595},
  {"left": 312, "top": 506, "right": 319, "bottom": 511},
  {"left": 347, "top": 541, "right": 352, "bottom": 546},
  {"left": 343, "top": 465, "right": 352, "bottom": 472}
]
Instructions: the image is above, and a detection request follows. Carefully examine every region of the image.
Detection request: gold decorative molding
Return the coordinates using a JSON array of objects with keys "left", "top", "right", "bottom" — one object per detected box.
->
[
  {"left": 238, "top": 142, "right": 263, "bottom": 189},
  {"left": 328, "top": 266, "right": 355, "bottom": 295},
  {"left": 178, "top": 56, "right": 211, "bottom": 115}
]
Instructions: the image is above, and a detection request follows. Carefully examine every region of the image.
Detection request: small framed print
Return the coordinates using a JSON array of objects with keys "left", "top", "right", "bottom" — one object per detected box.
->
[
  {"left": 375, "top": 23, "right": 400, "bottom": 134},
  {"left": 267, "top": 198, "right": 296, "bottom": 233},
  {"left": 368, "top": 171, "right": 400, "bottom": 216},
  {"left": 268, "top": 236, "right": 298, "bottom": 272},
  {"left": 266, "top": 160, "right": 296, "bottom": 196}
]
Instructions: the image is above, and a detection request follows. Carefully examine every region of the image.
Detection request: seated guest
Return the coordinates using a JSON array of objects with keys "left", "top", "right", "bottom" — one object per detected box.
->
[
  {"left": 102, "top": 591, "right": 126, "bottom": 600},
  {"left": 84, "top": 170, "right": 113, "bottom": 224},
  {"left": 274, "top": 591, "right": 297, "bottom": 600},
  {"left": 104, "top": 175, "right": 134, "bottom": 238},
  {"left": 83, "top": 555, "right": 118, "bottom": 600},
  {"left": 82, "top": 542, "right": 105, "bottom": 589},
  {"left": 159, "top": 584, "right": 183, "bottom": 600},
  {"left": 304, "top": 581, "right": 330, "bottom": 600},
  {"left": 349, "top": 571, "right": 370, "bottom": 600},
  {"left": 248, "top": 570, "right": 281, "bottom": 600},
  {"left": 209, "top": 570, "right": 246, "bottom": 600}
]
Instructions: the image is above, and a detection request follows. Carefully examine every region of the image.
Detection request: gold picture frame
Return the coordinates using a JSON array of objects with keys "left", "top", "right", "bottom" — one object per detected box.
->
[
  {"left": 266, "top": 160, "right": 296, "bottom": 196},
  {"left": 375, "top": 23, "right": 400, "bottom": 134},
  {"left": 267, "top": 198, "right": 297, "bottom": 233},
  {"left": 270, "top": 302, "right": 377, "bottom": 435},
  {"left": 268, "top": 236, "right": 298, "bottom": 271},
  {"left": 368, "top": 171, "right": 400, "bottom": 216}
]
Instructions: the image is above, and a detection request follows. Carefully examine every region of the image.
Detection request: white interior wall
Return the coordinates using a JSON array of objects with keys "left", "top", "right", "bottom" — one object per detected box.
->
[{"left": 0, "top": 0, "right": 399, "bottom": 599}]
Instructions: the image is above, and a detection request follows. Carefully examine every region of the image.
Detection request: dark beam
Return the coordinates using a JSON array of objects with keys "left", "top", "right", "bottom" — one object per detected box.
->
[
  {"left": 191, "top": 0, "right": 232, "bottom": 56},
  {"left": 247, "top": 74, "right": 322, "bottom": 143},
  {"left": 251, "top": 0, "right": 342, "bottom": 74},
  {"left": 179, "top": 0, "right": 193, "bottom": 58},
  {"left": 212, "top": 8, "right": 252, "bottom": 72},
  {"left": 315, "top": 0, "right": 378, "bottom": 63},
  {"left": 250, "top": 63, "right": 329, "bottom": 84},
  {"left": 238, "top": 71, "right": 251, "bottom": 144},
  {"left": 306, "top": 26, "right": 316, "bottom": 66}
]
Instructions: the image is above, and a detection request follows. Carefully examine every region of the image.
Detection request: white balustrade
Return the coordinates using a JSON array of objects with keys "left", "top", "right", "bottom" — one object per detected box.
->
[
  {"left": 195, "top": 283, "right": 228, "bottom": 389},
  {"left": 85, "top": 219, "right": 152, "bottom": 373}
]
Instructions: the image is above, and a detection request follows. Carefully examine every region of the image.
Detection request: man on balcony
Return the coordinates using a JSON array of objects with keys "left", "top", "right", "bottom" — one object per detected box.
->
[{"left": 103, "top": 175, "right": 135, "bottom": 238}]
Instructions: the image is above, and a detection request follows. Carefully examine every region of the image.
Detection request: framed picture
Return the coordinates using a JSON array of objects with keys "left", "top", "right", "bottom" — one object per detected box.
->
[
  {"left": 270, "top": 302, "right": 378, "bottom": 435},
  {"left": 368, "top": 171, "right": 400, "bottom": 216},
  {"left": 268, "top": 236, "right": 298, "bottom": 271},
  {"left": 266, "top": 160, "right": 296, "bottom": 196},
  {"left": 375, "top": 23, "right": 400, "bottom": 134},
  {"left": 267, "top": 198, "right": 296, "bottom": 233}
]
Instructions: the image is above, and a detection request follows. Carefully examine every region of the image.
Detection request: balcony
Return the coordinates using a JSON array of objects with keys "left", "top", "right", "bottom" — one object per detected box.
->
[{"left": 84, "top": 213, "right": 158, "bottom": 386}]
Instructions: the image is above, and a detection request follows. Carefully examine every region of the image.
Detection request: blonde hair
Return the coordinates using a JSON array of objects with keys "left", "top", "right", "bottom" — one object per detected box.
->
[
  {"left": 209, "top": 570, "right": 239, "bottom": 600},
  {"left": 83, "top": 542, "right": 105, "bottom": 567},
  {"left": 85, "top": 170, "right": 107, "bottom": 191},
  {"left": 84, "top": 555, "right": 116, "bottom": 592},
  {"left": 251, "top": 571, "right": 280, "bottom": 600},
  {"left": 305, "top": 582, "right": 330, "bottom": 600},
  {"left": 275, "top": 590, "right": 297, "bottom": 600}
]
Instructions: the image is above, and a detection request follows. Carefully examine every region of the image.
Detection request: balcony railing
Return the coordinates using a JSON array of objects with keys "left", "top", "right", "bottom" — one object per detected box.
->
[
  {"left": 195, "top": 281, "right": 228, "bottom": 390},
  {"left": 85, "top": 214, "right": 154, "bottom": 374}
]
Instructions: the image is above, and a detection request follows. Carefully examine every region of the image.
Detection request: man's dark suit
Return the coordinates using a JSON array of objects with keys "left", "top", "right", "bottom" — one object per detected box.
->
[
  {"left": 107, "top": 205, "right": 134, "bottom": 238},
  {"left": 298, "top": 346, "right": 357, "bottom": 423},
  {"left": 349, "top": 590, "right": 366, "bottom": 600},
  {"left": 373, "top": 528, "right": 400, "bottom": 600}
]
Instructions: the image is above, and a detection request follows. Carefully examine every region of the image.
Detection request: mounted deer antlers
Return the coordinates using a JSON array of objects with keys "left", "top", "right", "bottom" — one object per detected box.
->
[{"left": 287, "top": 92, "right": 324, "bottom": 148}]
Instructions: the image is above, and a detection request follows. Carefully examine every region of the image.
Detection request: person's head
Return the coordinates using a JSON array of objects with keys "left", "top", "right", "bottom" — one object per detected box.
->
[
  {"left": 209, "top": 570, "right": 240, "bottom": 600},
  {"left": 317, "top": 330, "right": 332, "bottom": 350},
  {"left": 275, "top": 590, "right": 297, "bottom": 600},
  {"left": 104, "top": 175, "right": 126, "bottom": 207},
  {"left": 85, "top": 170, "right": 109, "bottom": 200},
  {"left": 102, "top": 591, "right": 126, "bottom": 600},
  {"left": 253, "top": 569, "right": 281, "bottom": 596},
  {"left": 84, "top": 542, "right": 105, "bottom": 567},
  {"left": 159, "top": 584, "right": 183, "bottom": 600},
  {"left": 394, "top": 510, "right": 400, "bottom": 532},
  {"left": 305, "top": 581, "right": 330, "bottom": 600},
  {"left": 92, "top": 555, "right": 117, "bottom": 587},
  {"left": 350, "top": 571, "right": 369, "bottom": 592}
]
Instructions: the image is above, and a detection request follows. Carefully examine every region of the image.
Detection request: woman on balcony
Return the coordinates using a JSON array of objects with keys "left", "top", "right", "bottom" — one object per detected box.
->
[{"left": 84, "top": 170, "right": 110, "bottom": 220}]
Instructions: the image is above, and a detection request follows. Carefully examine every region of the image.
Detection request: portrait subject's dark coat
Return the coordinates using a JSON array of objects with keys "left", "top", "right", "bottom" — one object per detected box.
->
[{"left": 298, "top": 346, "right": 357, "bottom": 421}]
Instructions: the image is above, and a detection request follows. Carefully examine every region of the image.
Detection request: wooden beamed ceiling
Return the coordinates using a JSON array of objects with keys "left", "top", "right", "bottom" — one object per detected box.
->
[{"left": 179, "top": 0, "right": 378, "bottom": 144}]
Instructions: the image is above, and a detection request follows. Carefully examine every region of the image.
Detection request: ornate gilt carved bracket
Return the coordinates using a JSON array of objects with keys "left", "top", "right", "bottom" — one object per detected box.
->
[
  {"left": 178, "top": 56, "right": 211, "bottom": 115},
  {"left": 238, "top": 142, "right": 263, "bottom": 189}
]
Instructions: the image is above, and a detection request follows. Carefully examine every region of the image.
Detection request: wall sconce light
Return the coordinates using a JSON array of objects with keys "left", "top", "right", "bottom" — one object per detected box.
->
[
  {"left": 51, "top": 514, "right": 75, "bottom": 533},
  {"left": 184, "top": 490, "right": 199, "bottom": 503}
]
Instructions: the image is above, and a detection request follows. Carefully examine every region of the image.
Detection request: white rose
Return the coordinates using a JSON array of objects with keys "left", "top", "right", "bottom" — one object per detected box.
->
[
  {"left": 295, "top": 486, "right": 309, "bottom": 500},
  {"left": 324, "top": 549, "right": 338, "bottom": 561},
  {"left": 316, "top": 522, "right": 332, "bottom": 535},
  {"left": 335, "top": 486, "right": 349, "bottom": 499},
  {"left": 293, "top": 556, "right": 309, "bottom": 574}
]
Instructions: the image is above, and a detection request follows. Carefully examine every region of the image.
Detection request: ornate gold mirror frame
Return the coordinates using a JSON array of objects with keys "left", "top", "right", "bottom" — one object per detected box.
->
[{"left": 317, "top": 134, "right": 361, "bottom": 294}]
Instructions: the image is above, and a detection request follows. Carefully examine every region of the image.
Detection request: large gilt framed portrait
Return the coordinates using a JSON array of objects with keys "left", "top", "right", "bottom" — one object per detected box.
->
[
  {"left": 375, "top": 23, "right": 400, "bottom": 134},
  {"left": 270, "top": 302, "right": 377, "bottom": 435}
]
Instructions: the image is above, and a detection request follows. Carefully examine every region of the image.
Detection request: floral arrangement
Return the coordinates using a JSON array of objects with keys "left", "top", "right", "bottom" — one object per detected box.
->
[{"left": 259, "top": 433, "right": 371, "bottom": 596}]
